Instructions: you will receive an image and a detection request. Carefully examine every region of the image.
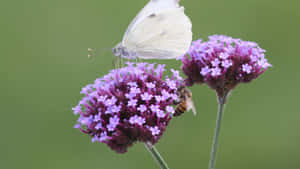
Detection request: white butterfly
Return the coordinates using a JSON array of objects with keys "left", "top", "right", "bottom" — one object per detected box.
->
[{"left": 112, "top": 0, "right": 192, "bottom": 59}]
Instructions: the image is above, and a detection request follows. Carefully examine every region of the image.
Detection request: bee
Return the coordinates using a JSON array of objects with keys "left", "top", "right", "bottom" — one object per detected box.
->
[{"left": 174, "top": 86, "right": 197, "bottom": 117}]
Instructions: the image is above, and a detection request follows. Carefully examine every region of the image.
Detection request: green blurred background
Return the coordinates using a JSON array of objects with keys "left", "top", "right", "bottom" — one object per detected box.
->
[{"left": 1, "top": 0, "right": 299, "bottom": 169}]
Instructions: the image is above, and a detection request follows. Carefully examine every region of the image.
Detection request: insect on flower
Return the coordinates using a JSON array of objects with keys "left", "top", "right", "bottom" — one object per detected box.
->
[{"left": 174, "top": 86, "right": 197, "bottom": 117}]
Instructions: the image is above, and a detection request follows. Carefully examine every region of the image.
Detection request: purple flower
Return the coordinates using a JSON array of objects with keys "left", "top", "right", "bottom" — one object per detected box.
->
[
  {"left": 73, "top": 62, "right": 183, "bottom": 153},
  {"left": 130, "top": 87, "right": 141, "bottom": 94},
  {"left": 127, "top": 99, "right": 138, "bottom": 107},
  {"left": 219, "top": 52, "right": 229, "bottom": 60},
  {"left": 72, "top": 105, "right": 81, "bottom": 115},
  {"left": 95, "top": 122, "right": 102, "bottom": 130},
  {"left": 221, "top": 60, "right": 233, "bottom": 69},
  {"left": 242, "top": 64, "right": 252, "bottom": 74},
  {"left": 171, "top": 69, "right": 183, "bottom": 80},
  {"left": 155, "top": 64, "right": 166, "bottom": 76},
  {"left": 181, "top": 35, "right": 271, "bottom": 97},
  {"left": 146, "top": 82, "right": 156, "bottom": 89},
  {"left": 137, "top": 104, "right": 147, "bottom": 112},
  {"left": 80, "top": 84, "right": 93, "bottom": 95},
  {"left": 111, "top": 105, "right": 122, "bottom": 113},
  {"left": 78, "top": 115, "right": 93, "bottom": 125},
  {"left": 166, "top": 78, "right": 177, "bottom": 90},
  {"left": 125, "top": 93, "right": 136, "bottom": 99},
  {"left": 156, "top": 110, "right": 166, "bottom": 118},
  {"left": 166, "top": 106, "right": 175, "bottom": 114},
  {"left": 93, "top": 113, "right": 101, "bottom": 122},
  {"left": 104, "top": 96, "right": 117, "bottom": 107},
  {"left": 211, "top": 67, "right": 222, "bottom": 77},
  {"left": 170, "top": 93, "right": 180, "bottom": 102},
  {"left": 128, "top": 82, "right": 137, "bottom": 87},
  {"left": 149, "top": 126, "right": 160, "bottom": 136},
  {"left": 99, "top": 132, "right": 108, "bottom": 142},
  {"left": 150, "top": 105, "right": 165, "bottom": 118},
  {"left": 141, "top": 92, "right": 153, "bottom": 101},
  {"left": 104, "top": 107, "right": 113, "bottom": 114},
  {"left": 150, "top": 105, "right": 160, "bottom": 113},
  {"left": 200, "top": 66, "right": 211, "bottom": 76},
  {"left": 250, "top": 54, "right": 258, "bottom": 62},
  {"left": 73, "top": 124, "right": 81, "bottom": 129},
  {"left": 161, "top": 89, "right": 171, "bottom": 100},
  {"left": 155, "top": 95, "right": 164, "bottom": 103},
  {"left": 97, "top": 95, "right": 107, "bottom": 103},
  {"left": 129, "top": 115, "right": 146, "bottom": 125},
  {"left": 211, "top": 58, "right": 221, "bottom": 67},
  {"left": 107, "top": 115, "right": 120, "bottom": 131}
]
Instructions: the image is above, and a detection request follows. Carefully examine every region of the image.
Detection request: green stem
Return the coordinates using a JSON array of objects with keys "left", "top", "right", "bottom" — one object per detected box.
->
[
  {"left": 144, "top": 142, "right": 170, "bottom": 169},
  {"left": 209, "top": 94, "right": 227, "bottom": 169}
]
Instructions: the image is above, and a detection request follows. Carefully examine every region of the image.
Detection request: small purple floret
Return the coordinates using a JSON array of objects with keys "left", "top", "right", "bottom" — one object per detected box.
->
[
  {"left": 141, "top": 93, "right": 153, "bottom": 101},
  {"left": 156, "top": 109, "right": 166, "bottom": 118},
  {"left": 146, "top": 82, "right": 156, "bottom": 89},
  {"left": 149, "top": 126, "right": 160, "bottom": 136},
  {"left": 129, "top": 115, "right": 146, "bottom": 126},
  {"left": 128, "top": 99, "right": 138, "bottom": 107},
  {"left": 166, "top": 106, "right": 175, "bottom": 114},
  {"left": 137, "top": 104, "right": 147, "bottom": 113}
]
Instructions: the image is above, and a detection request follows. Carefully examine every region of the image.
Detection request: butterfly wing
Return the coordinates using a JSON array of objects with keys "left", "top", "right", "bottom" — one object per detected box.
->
[
  {"left": 122, "top": 0, "right": 180, "bottom": 43},
  {"left": 123, "top": 7, "right": 192, "bottom": 59}
]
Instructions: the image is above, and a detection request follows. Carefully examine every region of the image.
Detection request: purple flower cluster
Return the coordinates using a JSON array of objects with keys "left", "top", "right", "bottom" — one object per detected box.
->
[
  {"left": 73, "top": 62, "right": 182, "bottom": 153},
  {"left": 180, "top": 35, "right": 271, "bottom": 97}
]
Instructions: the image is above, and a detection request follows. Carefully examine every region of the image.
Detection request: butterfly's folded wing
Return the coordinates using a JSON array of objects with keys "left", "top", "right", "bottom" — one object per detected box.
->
[
  {"left": 123, "top": 0, "right": 180, "bottom": 43},
  {"left": 123, "top": 8, "right": 192, "bottom": 59}
]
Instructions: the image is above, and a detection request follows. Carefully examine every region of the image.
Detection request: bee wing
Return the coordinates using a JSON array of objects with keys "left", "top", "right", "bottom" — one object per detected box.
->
[{"left": 186, "top": 97, "right": 197, "bottom": 116}]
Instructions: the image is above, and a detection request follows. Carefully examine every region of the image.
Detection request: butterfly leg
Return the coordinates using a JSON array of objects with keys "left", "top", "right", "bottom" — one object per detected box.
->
[
  {"left": 135, "top": 57, "right": 142, "bottom": 64},
  {"left": 120, "top": 57, "right": 125, "bottom": 67},
  {"left": 113, "top": 55, "right": 121, "bottom": 69}
]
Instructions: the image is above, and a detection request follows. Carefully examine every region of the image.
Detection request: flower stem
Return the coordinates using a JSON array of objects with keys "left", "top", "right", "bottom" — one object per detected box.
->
[
  {"left": 209, "top": 94, "right": 227, "bottom": 169},
  {"left": 144, "top": 142, "right": 170, "bottom": 169}
]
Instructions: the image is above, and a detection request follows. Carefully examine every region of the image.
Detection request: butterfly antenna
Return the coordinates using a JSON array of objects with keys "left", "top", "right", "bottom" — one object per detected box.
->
[{"left": 87, "top": 47, "right": 112, "bottom": 59}]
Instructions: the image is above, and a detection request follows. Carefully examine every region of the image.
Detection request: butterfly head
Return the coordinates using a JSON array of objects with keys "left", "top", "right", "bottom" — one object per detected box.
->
[
  {"left": 112, "top": 43, "right": 136, "bottom": 59},
  {"left": 112, "top": 43, "right": 123, "bottom": 57}
]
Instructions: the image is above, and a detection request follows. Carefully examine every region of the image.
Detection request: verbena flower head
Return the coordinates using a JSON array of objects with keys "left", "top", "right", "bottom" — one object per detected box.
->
[
  {"left": 73, "top": 62, "right": 182, "bottom": 153},
  {"left": 180, "top": 35, "right": 271, "bottom": 97}
]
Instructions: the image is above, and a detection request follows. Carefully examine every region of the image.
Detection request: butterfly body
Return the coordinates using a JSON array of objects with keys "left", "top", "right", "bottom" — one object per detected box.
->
[{"left": 112, "top": 43, "right": 137, "bottom": 59}]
